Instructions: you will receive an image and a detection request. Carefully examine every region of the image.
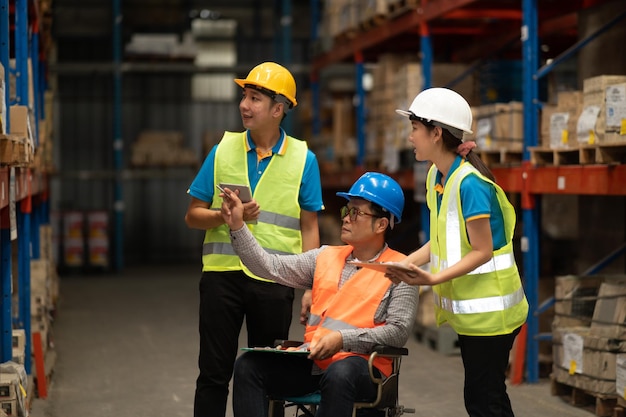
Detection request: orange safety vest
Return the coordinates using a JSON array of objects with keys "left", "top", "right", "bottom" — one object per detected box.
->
[{"left": 304, "top": 246, "right": 404, "bottom": 377}]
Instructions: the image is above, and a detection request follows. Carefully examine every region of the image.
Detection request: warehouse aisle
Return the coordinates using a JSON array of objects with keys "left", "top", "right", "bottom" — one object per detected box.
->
[{"left": 30, "top": 264, "right": 593, "bottom": 417}]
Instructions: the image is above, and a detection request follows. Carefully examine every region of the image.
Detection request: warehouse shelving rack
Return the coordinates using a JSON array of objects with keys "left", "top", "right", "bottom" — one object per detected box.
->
[
  {"left": 309, "top": 0, "right": 626, "bottom": 384},
  {"left": 0, "top": 0, "right": 49, "bottom": 375}
]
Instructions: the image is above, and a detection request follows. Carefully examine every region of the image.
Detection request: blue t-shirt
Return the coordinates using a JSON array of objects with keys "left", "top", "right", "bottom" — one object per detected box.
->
[
  {"left": 436, "top": 155, "right": 507, "bottom": 250},
  {"left": 187, "top": 129, "right": 324, "bottom": 212}
]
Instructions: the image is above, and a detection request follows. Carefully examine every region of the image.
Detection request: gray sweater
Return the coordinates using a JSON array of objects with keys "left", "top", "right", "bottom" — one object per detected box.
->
[{"left": 229, "top": 226, "right": 419, "bottom": 354}]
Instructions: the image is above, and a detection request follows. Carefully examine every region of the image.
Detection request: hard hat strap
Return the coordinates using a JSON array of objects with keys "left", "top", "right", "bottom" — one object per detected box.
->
[
  {"left": 410, "top": 113, "right": 463, "bottom": 139},
  {"left": 245, "top": 83, "right": 294, "bottom": 111}
]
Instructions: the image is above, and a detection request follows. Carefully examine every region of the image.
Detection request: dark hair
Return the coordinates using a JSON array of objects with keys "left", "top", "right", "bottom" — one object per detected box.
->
[
  {"left": 365, "top": 200, "right": 395, "bottom": 239},
  {"left": 417, "top": 119, "right": 495, "bottom": 182}
]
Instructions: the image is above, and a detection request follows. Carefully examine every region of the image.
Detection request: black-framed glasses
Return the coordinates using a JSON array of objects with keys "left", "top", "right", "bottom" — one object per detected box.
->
[{"left": 340, "top": 206, "right": 379, "bottom": 222}]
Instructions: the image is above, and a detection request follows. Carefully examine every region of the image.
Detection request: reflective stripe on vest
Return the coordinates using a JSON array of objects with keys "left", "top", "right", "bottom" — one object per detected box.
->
[
  {"left": 202, "top": 241, "right": 296, "bottom": 257},
  {"left": 208, "top": 208, "right": 301, "bottom": 232},
  {"left": 432, "top": 252, "right": 515, "bottom": 275},
  {"left": 201, "top": 131, "right": 307, "bottom": 280},
  {"left": 433, "top": 286, "right": 526, "bottom": 314}
]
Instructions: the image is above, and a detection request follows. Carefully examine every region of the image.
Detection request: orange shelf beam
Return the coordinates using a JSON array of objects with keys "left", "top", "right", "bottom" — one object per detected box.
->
[
  {"left": 322, "top": 164, "right": 626, "bottom": 195},
  {"left": 442, "top": 9, "right": 522, "bottom": 20},
  {"left": 493, "top": 165, "right": 626, "bottom": 196}
]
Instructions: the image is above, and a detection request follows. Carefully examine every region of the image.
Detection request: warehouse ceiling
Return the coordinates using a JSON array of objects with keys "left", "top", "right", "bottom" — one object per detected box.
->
[{"left": 52, "top": 0, "right": 313, "bottom": 39}]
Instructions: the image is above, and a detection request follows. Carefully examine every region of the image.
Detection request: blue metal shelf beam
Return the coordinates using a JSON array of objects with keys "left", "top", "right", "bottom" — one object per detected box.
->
[
  {"left": 0, "top": 0, "right": 11, "bottom": 365},
  {"left": 522, "top": 0, "right": 540, "bottom": 384},
  {"left": 1, "top": 0, "right": 48, "bottom": 370}
]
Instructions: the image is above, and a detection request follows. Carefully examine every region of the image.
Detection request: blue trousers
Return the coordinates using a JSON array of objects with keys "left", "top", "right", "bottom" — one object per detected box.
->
[{"left": 233, "top": 351, "right": 382, "bottom": 417}]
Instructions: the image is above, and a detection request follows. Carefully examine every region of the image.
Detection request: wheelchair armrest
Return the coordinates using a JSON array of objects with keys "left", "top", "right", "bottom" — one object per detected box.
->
[
  {"left": 273, "top": 339, "right": 305, "bottom": 348},
  {"left": 372, "top": 345, "right": 408, "bottom": 357}
]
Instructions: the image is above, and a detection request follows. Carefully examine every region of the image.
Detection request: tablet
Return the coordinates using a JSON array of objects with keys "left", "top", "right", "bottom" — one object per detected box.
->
[
  {"left": 349, "top": 261, "right": 417, "bottom": 276},
  {"left": 218, "top": 183, "right": 252, "bottom": 203}
]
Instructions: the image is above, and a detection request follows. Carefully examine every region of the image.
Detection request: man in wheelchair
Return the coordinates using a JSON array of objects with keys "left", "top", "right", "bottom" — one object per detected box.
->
[{"left": 220, "top": 172, "right": 419, "bottom": 417}]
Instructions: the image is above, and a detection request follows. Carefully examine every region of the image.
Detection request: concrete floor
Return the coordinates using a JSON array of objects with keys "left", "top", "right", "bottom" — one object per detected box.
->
[{"left": 30, "top": 263, "right": 594, "bottom": 417}]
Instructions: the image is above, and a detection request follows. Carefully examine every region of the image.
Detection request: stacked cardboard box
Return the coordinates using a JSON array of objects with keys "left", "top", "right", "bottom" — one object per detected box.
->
[
  {"left": 87, "top": 211, "right": 109, "bottom": 268},
  {"left": 11, "top": 330, "right": 25, "bottom": 365},
  {"left": 323, "top": 0, "right": 357, "bottom": 39},
  {"left": 470, "top": 102, "right": 523, "bottom": 151},
  {"left": 1, "top": 106, "right": 34, "bottom": 166},
  {"left": 30, "top": 258, "right": 56, "bottom": 357},
  {"left": 552, "top": 275, "right": 626, "bottom": 397},
  {"left": 578, "top": 75, "right": 626, "bottom": 145},
  {"left": 63, "top": 211, "right": 84, "bottom": 268},
  {"left": 542, "top": 91, "right": 583, "bottom": 149},
  {"left": 34, "top": 90, "right": 55, "bottom": 172},
  {"left": 367, "top": 54, "right": 415, "bottom": 171},
  {"left": 130, "top": 130, "right": 198, "bottom": 168},
  {"left": 604, "top": 83, "right": 626, "bottom": 144},
  {"left": 0, "top": 362, "right": 27, "bottom": 417}
]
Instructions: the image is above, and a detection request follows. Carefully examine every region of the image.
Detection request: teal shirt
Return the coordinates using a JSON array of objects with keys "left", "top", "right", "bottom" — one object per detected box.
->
[{"left": 435, "top": 155, "right": 506, "bottom": 250}]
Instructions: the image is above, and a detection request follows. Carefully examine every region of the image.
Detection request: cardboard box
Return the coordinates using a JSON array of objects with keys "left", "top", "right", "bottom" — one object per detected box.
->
[
  {"left": 8, "top": 106, "right": 32, "bottom": 140},
  {"left": 554, "top": 91, "right": 583, "bottom": 148},
  {"left": 11, "top": 330, "right": 25, "bottom": 353},
  {"left": 0, "top": 374, "right": 17, "bottom": 400},
  {"left": 552, "top": 326, "right": 625, "bottom": 395},
  {"left": 554, "top": 275, "right": 604, "bottom": 328},
  {"left": 605, "top": 83, "right": 626, "bottom": 137},
  {"left": 539, "top": 105, "right": 558, "bottom": 148},
  {"left": 583, "top": 75, "right": 626, "bottom": 94},
  {"left": 617, "top": 354, "right": 626, "bottom": 400},
  {"left": 590, "top": 282, "right": 626, "bottom": 338},
  {"left": 0, "top": 400, "right": 17, "bottom": 416}
]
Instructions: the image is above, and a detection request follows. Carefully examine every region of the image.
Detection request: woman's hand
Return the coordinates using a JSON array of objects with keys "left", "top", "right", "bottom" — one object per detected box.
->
[{"left": 385, "top": 263, "right": 434, "bottom": 286}]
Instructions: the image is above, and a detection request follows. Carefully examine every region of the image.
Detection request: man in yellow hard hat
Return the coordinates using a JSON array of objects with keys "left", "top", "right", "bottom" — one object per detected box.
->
[{"left": 185, "top": 62, "right": 325, "bottom": 417}]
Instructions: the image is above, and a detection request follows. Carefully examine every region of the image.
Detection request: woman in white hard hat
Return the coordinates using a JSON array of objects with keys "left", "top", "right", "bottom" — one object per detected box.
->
[{"left": 387, "top": 87, "right": 529, "bottom": 417}]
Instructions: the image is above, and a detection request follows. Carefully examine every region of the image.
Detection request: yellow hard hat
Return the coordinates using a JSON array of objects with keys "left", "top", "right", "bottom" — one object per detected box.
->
[{"left": 234, "top": 62, "right": 298, "bottom": 109}]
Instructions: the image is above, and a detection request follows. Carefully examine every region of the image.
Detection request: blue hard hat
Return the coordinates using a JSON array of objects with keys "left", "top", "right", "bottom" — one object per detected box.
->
[{"left": 336, "top": 172, "right": 405, "bottom": 224}]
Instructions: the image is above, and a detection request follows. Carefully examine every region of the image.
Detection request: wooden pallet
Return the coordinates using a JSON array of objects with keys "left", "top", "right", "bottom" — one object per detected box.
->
[
  {"left": 476, "top": 149, "right": 523, "bottom": 167},
  {"left": 387, "top": 0, "right": 420, "bottom": 18},
  {"left": 551, "top": 376, "right": 619, "bottom": 417},
  {"left": 528, "top": 146, "right": 581, "bottom": 166},
  {"left": 359, "top": 14, "right": 388, "bottom": 32},
  {"left": 1, "top": 134, "right": 33, "bottom": 167},
  {"left": 414, "top": 323, "right": 460, "bottom": 355},
  {"left": 333, "top": 28, "right": 358, "bottom": 45},
  {"left": 580, "top": 143, "right": 626, "bottom": 165},
  {"left": 529, "top": 143, "right": 626, "bottom": 166}
]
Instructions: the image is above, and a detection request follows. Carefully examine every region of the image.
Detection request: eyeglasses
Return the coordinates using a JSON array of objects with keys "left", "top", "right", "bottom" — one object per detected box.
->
[{"left": 340, "top": 206, "right": 379, "bottom": 222}]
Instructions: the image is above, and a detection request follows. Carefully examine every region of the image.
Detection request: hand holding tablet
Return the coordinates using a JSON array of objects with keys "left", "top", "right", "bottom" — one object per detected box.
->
[{"left": 218, "top": 183, "right": 252, "bottom": 203}]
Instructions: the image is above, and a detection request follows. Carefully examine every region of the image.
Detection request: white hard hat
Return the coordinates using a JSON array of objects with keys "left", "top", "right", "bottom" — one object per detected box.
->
[{"left": 396, "top": 87, "right": 473, "bottom": 138}]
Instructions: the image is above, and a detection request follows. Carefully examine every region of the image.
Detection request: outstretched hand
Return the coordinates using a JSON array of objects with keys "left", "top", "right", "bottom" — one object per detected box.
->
[
  {"left": 220, "top": 187, "right": 246, "bottom": 230},
  {"left": 385, "top": 263, "right": 432, "bottom": 286}
]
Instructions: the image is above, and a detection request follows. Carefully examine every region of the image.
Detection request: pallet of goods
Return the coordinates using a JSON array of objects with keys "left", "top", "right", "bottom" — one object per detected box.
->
[{"left": 551, "top": 275, "right": 626, "bottom": 417}]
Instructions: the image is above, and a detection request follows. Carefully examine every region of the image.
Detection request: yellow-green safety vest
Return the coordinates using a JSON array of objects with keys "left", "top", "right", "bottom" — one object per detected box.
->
[
  {"left": 426, "top": 161, "right": 528, "bottom": 336},
  {"left": 202, "top": 131, "right": 307, "bottom": 282}
]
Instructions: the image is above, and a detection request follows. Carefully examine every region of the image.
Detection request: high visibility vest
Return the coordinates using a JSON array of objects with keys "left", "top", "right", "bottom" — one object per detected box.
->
[
  {"left": 304, "top": 246, "right": 405, "bottom": 377},
  {"left": 202, "top": 131, "right": 307, "bottom": 281},
  {"left": 426, "top": 162, "right": 528, "bottom": 336}
]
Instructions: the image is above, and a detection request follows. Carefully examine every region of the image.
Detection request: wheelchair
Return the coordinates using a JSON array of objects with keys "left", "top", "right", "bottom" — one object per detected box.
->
[{"left": 267, "top": 342, "right": 415, "bottom": 417}]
